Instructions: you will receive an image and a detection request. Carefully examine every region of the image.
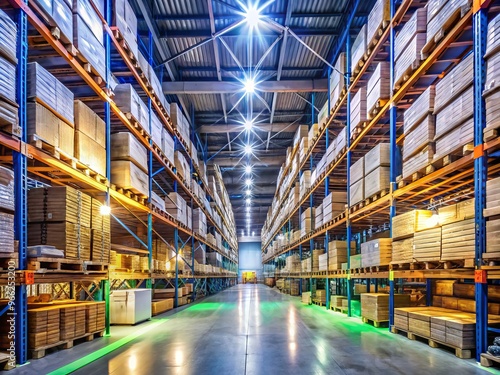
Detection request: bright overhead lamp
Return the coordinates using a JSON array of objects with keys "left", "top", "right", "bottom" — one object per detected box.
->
[
  {"left": 100, "top": 205, "right": 111, "bottom": 216},
  {"left": 244, "top": 78, "right": 255, "bottom": 94},
  {"left": 252, "top": 231, "right": 255, "bottom": 236},
  {"left": 246, "top": 206, "right": 250, "bottom": 212},
  {"left": 246, "top": 189, "right": 251, "bottom": 196},
  {"left": 245, "top": 5, "right": 260, "bottom": 28},
  {"left": 244, "top": 120, "right": 253, "bottom": 131},
  {"left": 246, "top": 198, "right": 251, "bottom": 204},
  {"left": 245, "top": 165, "right": 252, "bottom": 174},
  {"left": 241, "top": 230, "right": 244, "bottom": 236},
  {"left": 244, "top": 144, "right": 253, "bottom": 155},
  {"left": 245, "top": 178, "right": 252, "bottom": 186}
]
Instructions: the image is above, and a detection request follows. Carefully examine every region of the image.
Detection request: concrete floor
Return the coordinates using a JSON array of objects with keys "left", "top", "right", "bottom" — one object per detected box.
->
[{"left": 8, "top": 284, "right": 500, "bottom": 375}]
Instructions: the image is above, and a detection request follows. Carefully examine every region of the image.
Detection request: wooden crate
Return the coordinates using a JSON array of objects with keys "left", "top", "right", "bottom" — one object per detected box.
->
[
  {"left": 441, "top": 219, "right": 475, "bottom": 261},
  {"left": 361, "top": 293, "right": 411, "bottom": 322},
  {"left": 413, "top": 227, "right": 442, "bottom": 262},
  {"left": 391, "top": 210, "right": 434, "bottom": 240},
  {"left": 360, "top": 238, "right": 392, "bottom": 267}
]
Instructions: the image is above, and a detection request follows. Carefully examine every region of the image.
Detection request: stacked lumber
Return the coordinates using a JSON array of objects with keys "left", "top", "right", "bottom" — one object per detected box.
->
[
  {"left": 413, "top": 227, "right": 442, "bottom": 262},
  {"left": 394, "top": 8, "right": 427, "bottom": 87},
  {"left": 433, "top": 54, "right": 474, "bottom": 161},
  {"left": 74, "top": 101, "right": 106, "bottom": 176},
  {"left": 312, "top": 249, "right": 325, "bottom": 272},
  {"left": 360, "top": 238, "right": 392, "bottom": 267},
  {"left": 152, "top": 299, "right": 174, "bottom": 316},
  {"left": 350, "top": 87, "right": 367, "bottom": 138},
  {"left": 28, "top": 307, "right": 60, "bottom": 349},
  {"left": 441, "top": 218, "right": 475, "bottom": 261},
  {"left": 367, "top": 62, "right": 390, "bottom": 115},
  {"left": 328, "top": 241, "right": 356, "bottom": 270},
  {"left": 28, "top": 187, "right": 92, "bottom": 260},
  {"left": 351, "top": 25, "right": 367, "bottom": 74},
  {"left": 361, "top": 293, "right": 410, "bottom": 322},
  {"left": 402, "top": 86, "right": 435, "bottom": 178}
]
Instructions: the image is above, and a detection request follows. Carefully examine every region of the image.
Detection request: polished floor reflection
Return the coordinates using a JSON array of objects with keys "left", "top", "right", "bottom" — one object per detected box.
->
[{"left": 9, "top": 284, "right": 498, "bottom": 374}]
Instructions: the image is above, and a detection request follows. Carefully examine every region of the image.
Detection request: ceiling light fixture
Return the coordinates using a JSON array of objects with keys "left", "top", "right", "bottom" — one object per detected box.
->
[
  {"left": 244, "top": 120, "right": 253, "bottom": 131},
  {"left": 245, "top": 5, "right": 261, "bottom": 29},
  {"left": 246, "top": 189, "right": 251, "bottom": 196},
  {"left": 245, "top": 165, "right": 252, "bottom": 174},
  {"left": 246, "top": 198, "right": 251, "bottom": 205},
  {"left": 244, "top": 78, "right": 255, "bottom": 94},
  {"left": 244, "top": 144, "right": 253, "bottom": 155},
  {"left": 245, "top": 178, "right": 252, "bottom": 186}
]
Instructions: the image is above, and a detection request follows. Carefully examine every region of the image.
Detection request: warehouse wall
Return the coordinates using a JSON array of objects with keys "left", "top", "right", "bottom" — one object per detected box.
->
[{"left": 238, "top": 241, "right": 263, "bottom": 282}]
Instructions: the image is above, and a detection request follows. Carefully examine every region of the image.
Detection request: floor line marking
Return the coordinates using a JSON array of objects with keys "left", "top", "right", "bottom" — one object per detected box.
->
[{"left": 46, "top": 319, "right": 168, "bottom": 375}]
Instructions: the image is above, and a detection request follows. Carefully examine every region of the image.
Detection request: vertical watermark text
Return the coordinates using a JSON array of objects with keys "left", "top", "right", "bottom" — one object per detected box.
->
[{"left": 6, "top": 260, "right": 16, "bottom": 367}]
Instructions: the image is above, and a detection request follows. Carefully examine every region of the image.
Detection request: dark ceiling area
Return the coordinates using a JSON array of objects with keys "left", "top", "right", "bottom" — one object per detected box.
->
[{"left": 130, "top": 0, "right": 376, "bottom": 235}]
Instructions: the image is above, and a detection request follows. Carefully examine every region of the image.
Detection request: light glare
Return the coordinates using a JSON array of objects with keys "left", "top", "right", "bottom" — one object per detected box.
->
[
  {"left": 244, "top": 78, "right": 255, "bottom": 93},
  {"left": 245, "top": 178, "right": 252, "bottom": 186},
  {"left": 246, "top": 198, "right": 251, "bottom": 204},
  {"left": 245, "top": 6, "right": 260, "bottom": 28},
  {"left": 244, "top": 144, "right": 253, "bottom": 155},
  {"left": 245, "top": 165, "right": 252, "bottom": 174},
  {"left": 246, "top": 189, "right": 251, "bottom": 196},
  {"left": 244, "top": 120, "right": 253, "bottom": 131},
  {"left": 100, "top": 205, "right": 111, "bottom": 216}
]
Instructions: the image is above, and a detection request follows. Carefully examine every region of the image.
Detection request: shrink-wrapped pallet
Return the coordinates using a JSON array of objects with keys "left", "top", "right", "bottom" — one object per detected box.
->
[
  {"left": 414, "top": 227, "right": 442, "bottom": 261},
  {"left": 73, "top": 15, "right": 106, "bottom": 79},
  {"left": 112, "top": 0, "right": 138, "bottom": 58},
  {"left": 349, "top": 179, "right": 364, "bottom": 206},
  {"left": 486, "top": 14, "right": 500, "bottom": 58},
  {"left": 434, "top": 54, "right": 473, "bottom": 113},
  {"left": 404, "top": 86, "right": 435, "bottom": 133},
  {"left": 364, "top": 167, "right": 390, "bottom": 198},
  {"left": 0, "top": 56, "right": 16, "bottom": 104},
  {"left": 391, "top": 210, "right": 434, "bottom": 240},
  {"left": 367, "top": 0, "right": 390, "bottom": 45},
  {"left": 350, "top": 157, "right": 364, "bottom": 184},
  {"left": 367, "top": 62, "right": 390, "bottom": 114},
  {"left": 28, "top": 62, "right": 74, "bottom": 126},
  {"left": 434, "top": 85, "right": 473, "bottom": 140},
  {"left": 351, "top": 25, "right": 367, "bottom": 73},
  {"left": 110, "top": 160, "right": 149, "bottom": 197},
  {"left": 350, "top": 87, "right": 367, "bottom": 137},
  {"left": 33, "top": 0, "right": 73, "bottom": 44},
  {"left": 425, "top": 0, "right": 470, "bottom": 47},
  {"left": 394, "top": 33, "right": 427, "bottom": 88},
  {"left": 485, "top": 51, "right": 500, "bottom": 93},
  {"left": 360, "top": 238, "right": 392, "bottom": 267},
  {"left": 441, "top": 218, "right": 475, "bottom": 260},
  {"left": 433, "top": 117, "right": 473, "bottom": 161},
  {"left": 114, "top": 84, "right": 149, "bottom": 130},
  {"left": 0, "top": 9, "right": 17, "bottom": 64},
  {"left": 0, "top": 166, "right": 15, "bottom": 212},
  {"left": 395, "top": 8, "right": 427, "bottom": 60},
  {"left": 111, "top": 132, "right": 148, "bottom": 171},
  {"left": 365, "top": 143, "right": 390, "bottom": 174},
  {"left": 402, "top": 146, "right": 434, "bottom": 179},
  {"left": 403, "top": 115, "right": 435, "bottom": 161},
  {"left": 391, "top": 237, "right": 415, "bottom": 264},
  {"left": 0, "top": 212, "right": 14, "bottom": 253}
]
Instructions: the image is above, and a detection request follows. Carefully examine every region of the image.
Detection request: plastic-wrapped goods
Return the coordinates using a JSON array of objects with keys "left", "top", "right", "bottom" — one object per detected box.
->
[
  {"left": 402, "top": 146, "right": 434, "bottom": 179},
  {"left": 434, "top": 53, "right": 473, "bottom": 113},
  {"left": 27, "top": 62, "right": 74, "bottom": 126},
  {"left": 113, "top": 0, "right": 138, "bottom": 58},
  {"left": 403, "top": 115, "right": 435, "bottom": 161},
  {"left": 367, "top": 0, "right": 390, "bottom": 45},
  {"left": 73, "top": 15, "right": 106, "bottom": 79},
  {"left": 404, "top": 86, "right": 435, "bottom": 134},
  {"left": 0, "top": 212, "right": 14, "bottom": 253},
  {"left": 434, "top": 117, "right": 473, "bottom": 161},
  {"left": 72, "top": 0, "right": 103, "bottom": 44},
  {"left": 351, "top": 25, "right": 366, "bottom": 73},
  {"left": 395, "top": 8, "right": 427, "bottom": 61},
  {"left": 0, "top": 56, "right": 16, "bottom": 104},
  {"left": 27, "top": 102, "right": 75, "bottom": 156},
  {"left": 0, "top": 9, "right": 17, "bottom": 64},
  {"left": 350, "top": 87, "right": 367, "bottom": 137},
  {"left": 486, "top": 50, "right": 500, "bottom": 94},
  {"left": 367, "top": 62, "right": 390, "bottom": 114},
  {"left": 114, "top": 84, "right": 149, "bottom": 131},
  {"left": 394, "top": 33, "right": 426, "bottom": 88},
  {"left": 434, "top": 85, "right": 473, "bottom": 139},
  {"left": 33, "top": 0, "right": 73, "bottom": 44},
  {"left": 0, "top": 166, "right": 14, "bottom": 212},
  {"left": 425, "top": 0, "right": 470, "bottom": 46},
  {"left": 486, "top": 14, "right": 500, "bottom": 59}
]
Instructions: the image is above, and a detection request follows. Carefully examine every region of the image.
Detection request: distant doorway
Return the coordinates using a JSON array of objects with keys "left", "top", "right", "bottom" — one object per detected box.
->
[{"left": 243, "top": 271, "right": 257, "bottom": 284}]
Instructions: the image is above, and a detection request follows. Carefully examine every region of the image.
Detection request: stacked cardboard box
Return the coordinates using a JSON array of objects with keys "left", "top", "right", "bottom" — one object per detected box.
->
[
  {"left": 111, "top": 132, "right": 149, "bottom": 197},
  {"left": 28, "top": 187, "right": 92, "bottom": 259},
  {"left": 28, "top": 63, "right": 75, "bottom": 156},
  {"left": 162, "top": 128, "right": 175, "bottom": 165},
  {"left": 361, "top": 293, "right": 410, "bottom": 322},
  {"left": 330, "top": 53, "right": 346, "bottom": 106},
  {"left": 318, "top": 253, "right": 328, "bottom": 271},
  {"left": 28, "top": 306, "right": 60, "bottom": 349},
  {"left": 193, "top": 208, "right": 207, "bottom": 238},
  {"left": 350, "top": 157, "right": 364, "bottom": 205},
  {"left": 114, "top": 84, "right": 149, "bottom": 131},
  {"left": 166, "top": 193, "right": 187, "bottom": 225},
  {"left": 112, "top": 0, "right": 138, "bottom": 58},
  {"left": 360, "top": 238, "right": 392, "bottom": 267},
  {"left": 394, "top": 8, "right": 427, "bottom": 88},
  {"left": 350, "top": 87, "right": 367, "bottom": 138},
  {"left": 402, "top": 86, "right": 436, "bottom": 178},
  {"left": 425, "top": 0, "right": 470, "bottom": 51},
  {"left": 328, "top": 241, "right": 356, "bottom": 270},
  {"left": 300, "top": 207, "right": 315, "bottom": 237},
  {"left": 350, "top": 254, "right": 362, "bottom": 269},
  {"left": 315, "top": 289, "right": 327, "bottom": 304},
  {"left": 74, "top": 101, "right": 106, "bottom": 176},
  {"left": 392, "top": 209, "right": 434, "bottom": 240},
  {"left": 441, "top": 218, "right": 475, "bottom": 261},
  {"left": 391, "top": 237, "right": 415, "bottom": 264},
  {"left": 170, "top": 103, "right": 190, "bottom": 144},
  {"left": 323, "top": 191, "right": 347, "bottom": 223},
  {"left": 299, "top": 170, "right": 311, "bottom": 198},
  {"left": 175, "top": 151, "right": 191, "bottom": 186},
  {"left": 484, "top": 15, "right": 500, "bottom": 138},
  {"left": 301, "top": 257, "right": 311, "bottom": 273},
  {"left": 413, "top": 227, "right": 442, "bottom": 262},
  {"left": 312, "top": 249, "right": 325, "bottom": 272},
  {"left": 367, "top": 0, "right": 390, "bottom": 45},
  {"left": 367, "top": 62, "right": 390, "bottom": 115},
  {"left": 90, "top": 198, "right": 111, "bottom": 263},
  {"left": 314, "top": 204, "right": 323, "bottom": 229},
  {"left": 33, "top": 0, "right": 72, "bottom": 43},
  {"left": 0, "top": 166, "right": 14, "bottom": 254},
  {"left": 331, "top": 295, "right": 347, "bottom": 310},
  {"left": 73, "top": 0, "right": 106, "bottom": 79},
  {"left": 351, "top": 25, "right": 367, "bottom": 74}
]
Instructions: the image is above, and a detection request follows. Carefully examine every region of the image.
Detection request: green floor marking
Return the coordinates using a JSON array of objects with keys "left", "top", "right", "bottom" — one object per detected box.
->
[{"left": 47, "top": 318, "right": 168, "bottom": 375}]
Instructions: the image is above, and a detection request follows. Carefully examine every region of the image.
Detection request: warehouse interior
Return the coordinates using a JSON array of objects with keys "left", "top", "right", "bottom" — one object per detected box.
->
[{"left": 1, "top": 0, "right": 500, "bottom": 373}]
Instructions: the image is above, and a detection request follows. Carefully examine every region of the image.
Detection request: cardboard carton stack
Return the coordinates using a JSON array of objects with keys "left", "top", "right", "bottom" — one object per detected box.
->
[
  {"left": 0, "top": 9, "right": 18, "bottom": 135},
  {"left": 0, "top": 166, "right": 14, "bottom": 254},
  {"left": 360, "top": 238, "right": 392, "bottom": 268}
]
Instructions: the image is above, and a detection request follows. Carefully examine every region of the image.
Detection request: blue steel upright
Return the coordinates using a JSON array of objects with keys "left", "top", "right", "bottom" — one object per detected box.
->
[
  {"left": 473, "top": 5, "right": 488, "bottom": 361},
  {"left": 146, "top": 31, "right": 154, "bottom": 289},
  {"left": 14, "top": 4, "right": 28, "bottom": 365},
  {"left": 324, "top": 80, "right": 330, "bottom": 310}
]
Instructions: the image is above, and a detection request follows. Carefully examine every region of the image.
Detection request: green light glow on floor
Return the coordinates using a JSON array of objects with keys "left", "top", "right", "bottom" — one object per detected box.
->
[
  {"left": 47, "top": 319, "right": 168, "bottom": 375},
  {"left": 185, "top": 302, "right": 230, "bottom": 311}
]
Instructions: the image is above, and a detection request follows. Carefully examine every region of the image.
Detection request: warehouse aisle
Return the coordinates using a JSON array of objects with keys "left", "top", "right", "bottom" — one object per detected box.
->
[{"left": 10, "top": 285, "right": 499, "bottom": 375}]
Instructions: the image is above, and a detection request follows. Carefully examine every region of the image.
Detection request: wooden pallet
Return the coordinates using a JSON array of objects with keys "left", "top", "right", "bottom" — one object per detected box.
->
[
  {"left": 331, "top": 306, "right": 344, "bottom": 313},
  {"left": 484, "top": 126, "right": 499, "bottom": 142},
  {"left": 0, "top": 352, "right": 15, "bottom": 371},
  {"left": 83, "top": 261, "right": 109, "bottom": 272},
  {"left": 30, "top": 331, "right": 104, "bottom": 359},
  {"left": 368, "top": 99, "right": 389, "bottom": 120},
  {"left": 392, "top": 327, "right": 472, "bottom": 359},
  {"left": 353, "top": 265, "right": 389, "bottom": 274},
  {"left": 27, "top": 257, "right": 84, "bottom": 272},
  {"left": 389, "top": 262, "right": 427, "bottom": 271},
  {"left": 0, "top": 253, "right": 18, "bottom": 270},
  {"left": 440, "top": 259, "right": 475, "bottom": 269},
  {"left": 394, "top": 59, "right": 422, "bottom": 91},
  {"left": 481, "top": 353, "right": 500, "bottom": 367},
  {"left": 421, "top": 4, "right": 471, "bottom": 60},
  {"left": 312, "top": 299, "right": 326, "bottom": 306},
  {"left": 362, "top": 316, "right": 388, "bottom": 328}
]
